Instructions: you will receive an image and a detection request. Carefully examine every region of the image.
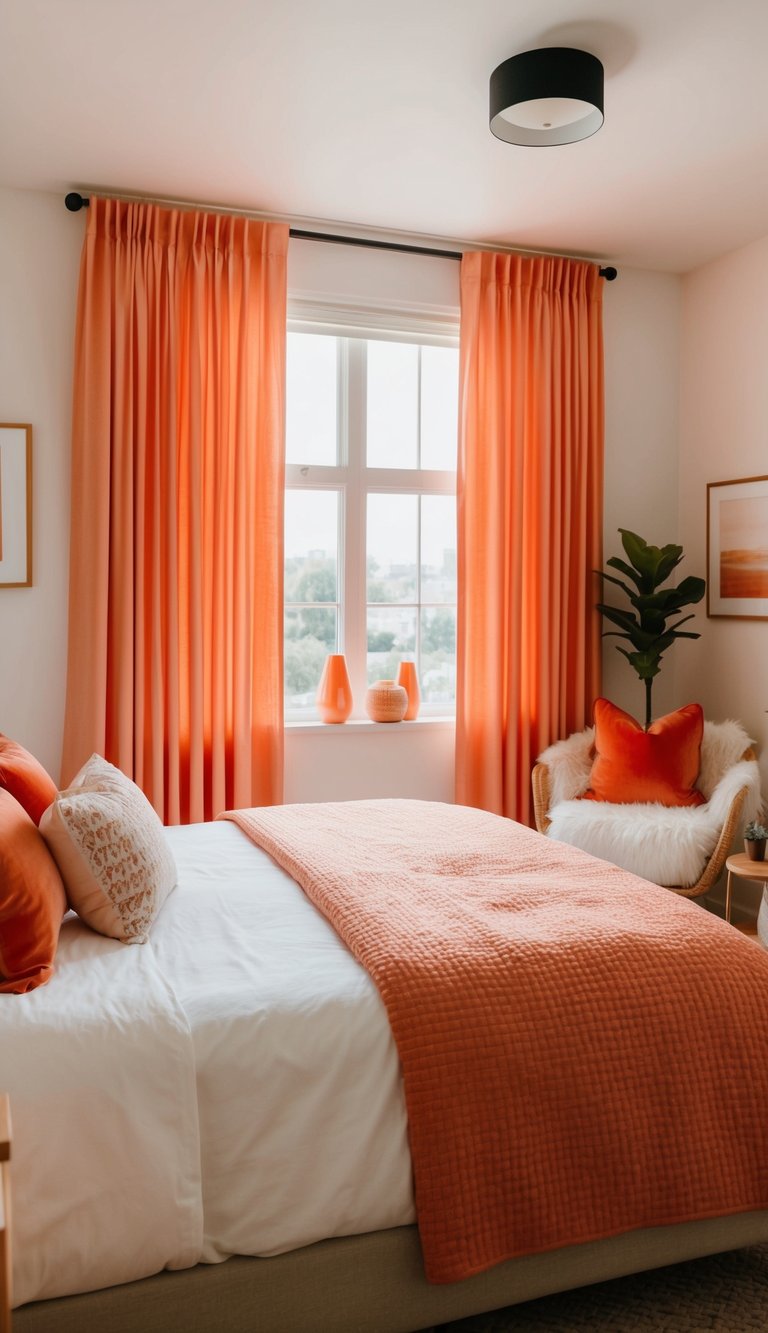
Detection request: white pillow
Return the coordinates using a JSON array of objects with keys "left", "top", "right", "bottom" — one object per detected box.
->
[{"left": 40, "top": 755, "right": 177, "bottom": 943}]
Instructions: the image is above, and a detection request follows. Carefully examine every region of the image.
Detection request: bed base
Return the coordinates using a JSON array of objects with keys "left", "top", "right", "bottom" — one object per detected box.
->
[{"left": 14, "top": 1213, "right": 768, "bottom": 1333}]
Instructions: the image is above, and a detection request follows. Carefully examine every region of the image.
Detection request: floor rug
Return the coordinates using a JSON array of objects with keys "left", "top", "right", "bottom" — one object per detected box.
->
[{"left": 437, "top": 1244, "right": 768, "bottom": 1331}]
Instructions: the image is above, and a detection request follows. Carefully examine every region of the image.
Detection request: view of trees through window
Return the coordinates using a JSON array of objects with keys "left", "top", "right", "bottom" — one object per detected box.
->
[
  {"left": 284, "top": 488, "right": 339, "bottom": 704},
  {"left": 284, "top": 330, "right": 458, "bottom": 716}
]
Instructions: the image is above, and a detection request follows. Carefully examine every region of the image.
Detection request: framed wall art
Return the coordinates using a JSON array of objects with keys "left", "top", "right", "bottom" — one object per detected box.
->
[
  {"left": 707, "top": 474, "right": 768, "bottom": 619},
  {"left": 0, "top": 424, "right": 32, "bottom": 588}
]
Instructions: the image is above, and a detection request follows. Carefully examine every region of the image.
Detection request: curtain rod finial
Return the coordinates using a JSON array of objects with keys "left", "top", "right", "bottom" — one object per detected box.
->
[{"left": 65, "top": 192, "right": 89, "bottom": 212}]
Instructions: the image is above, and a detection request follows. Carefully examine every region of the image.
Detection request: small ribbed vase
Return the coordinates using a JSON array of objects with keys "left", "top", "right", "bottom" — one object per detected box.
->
[
  {"left": 396, "top": 661, "right": 421, "bottom": 720},
  {"left": 316, "top": 654, "right": 353, "bottom": 724},
  {"left": 365, "top": 679, "right": 408, "bottom": 723}
]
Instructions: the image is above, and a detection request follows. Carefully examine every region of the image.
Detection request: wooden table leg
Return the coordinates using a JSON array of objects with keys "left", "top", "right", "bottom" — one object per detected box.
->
[
  {"left": 0, "top": 1094, "right": 10, "bottom": 1333},
  {"left": 725, "top": 870, "right": 733, "bottom": 925}
]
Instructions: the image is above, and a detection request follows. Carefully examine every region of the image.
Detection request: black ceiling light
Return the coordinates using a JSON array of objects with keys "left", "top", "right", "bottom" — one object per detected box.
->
[{"left": 489, "top": 47, "right": 604, "bottom": 147}]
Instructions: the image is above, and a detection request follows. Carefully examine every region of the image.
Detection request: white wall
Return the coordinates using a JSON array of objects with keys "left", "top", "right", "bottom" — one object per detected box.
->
[
  {"left": 678, "top": 234, "right": 768, "bottom": 911},
  {"left": 0, "top": 186, "right": 81, "bottom": 776},
  {"left": 0, "top": 185, "right": 688, "bottom": 802},
  {"left": 288, "top": 235, "right": 459, "bottom": 321},
  {"left": 284, "top": 720, "right": 455, "bottom": 804},
  {"left": 678, "top": 233, "right": 768, "bottom": 755},
  {"left": 602, "top": 269, "right": 682, "bottom": 721}
]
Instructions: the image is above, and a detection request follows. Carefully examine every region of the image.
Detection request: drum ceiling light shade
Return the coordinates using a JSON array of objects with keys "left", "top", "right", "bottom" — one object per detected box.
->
[{"left": 489, "top": 47, "right": 604, "bottom": 147}]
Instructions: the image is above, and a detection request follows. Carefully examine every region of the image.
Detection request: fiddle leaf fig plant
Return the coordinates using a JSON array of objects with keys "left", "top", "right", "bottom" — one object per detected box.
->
[{"left": 596, "top": 529, "right": 706, "bottom": 730}]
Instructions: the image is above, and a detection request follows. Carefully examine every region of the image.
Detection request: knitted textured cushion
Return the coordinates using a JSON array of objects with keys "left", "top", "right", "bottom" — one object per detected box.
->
[{"left": 40, "top": 755, "right": 177, "bottom": 943}]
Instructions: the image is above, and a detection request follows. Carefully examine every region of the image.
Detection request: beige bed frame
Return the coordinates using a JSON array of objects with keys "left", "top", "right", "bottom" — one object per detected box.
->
[{"left": 14, "top": 1212, "right": 768, "bottom": 1333}]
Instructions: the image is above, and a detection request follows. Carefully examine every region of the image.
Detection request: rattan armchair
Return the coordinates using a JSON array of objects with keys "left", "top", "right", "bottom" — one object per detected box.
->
[{"left": 531, "top": 745, "right": 757, "bottom": 900}]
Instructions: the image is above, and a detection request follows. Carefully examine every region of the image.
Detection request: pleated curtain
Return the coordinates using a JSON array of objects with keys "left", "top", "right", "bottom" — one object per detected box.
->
[
  {"left": 62, "top": 197, "right": 288, "bottom": 823},
  {"left": 455, "top": 252, "right": 604, "bottom": 825}
]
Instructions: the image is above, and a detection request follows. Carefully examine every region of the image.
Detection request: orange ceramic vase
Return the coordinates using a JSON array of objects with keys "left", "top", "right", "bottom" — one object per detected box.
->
[
  {"left": 316, "top": 654, "right": 353, "bottom": 723},
  {"left": 396, "top": 661, "right": 421, "bottom": 720}
]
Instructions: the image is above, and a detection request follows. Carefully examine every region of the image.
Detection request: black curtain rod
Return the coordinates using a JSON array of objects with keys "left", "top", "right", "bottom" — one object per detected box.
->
[
  {"left": 64, "top": 193, "right": 618, "bottom": 280},
  {"left": 289, "top": 227, "right": 464, "bottom": 263}
]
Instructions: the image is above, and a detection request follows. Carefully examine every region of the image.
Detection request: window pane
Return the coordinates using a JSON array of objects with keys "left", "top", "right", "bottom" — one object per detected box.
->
[
  {"left": 367, "top": 493, "right": 417, "bottom": 603},
  {"left": 421, "top": 495, "right": 456, "bottom": 604},
  {"left": 366, "top": 341, "right": 418, "bottom": 468},
  {"left": 367, "top": 608, "right": 416, "bottom": 684},
  {"left": 421, "top": 346, "right": 459, "bottom": 470},
  {"left": 285, "top": 490, "right": 338, "bottom": 603},
  {"left": 420, "top": 607, "right": 456, "bottom": 706},
  {"left": 284, "top": 608, "right": 338, "bottom": 709},
  {"left": 286, "top": 333, "right": 338, "bottom": 465}
]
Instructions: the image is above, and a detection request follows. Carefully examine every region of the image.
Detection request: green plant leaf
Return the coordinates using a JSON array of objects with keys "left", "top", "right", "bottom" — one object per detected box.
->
[
  {"left": 665, "top": 613, "right": 699, "bottom": 636},
  {"left": 595, "top": 604, "right": 641, "bottom": 635},
  {"left": 619, "top": 529, "right": 684, "bottom": 590},
  {"left": 625, "top": 648, "right": 663, "bottom": 681},
  {"left": 619, "top": 530, "right": 655, "bottom": 585},
  {"left": 602, "top": 622, "right": 663, "bottom": 652},
  {"left": 653, "top": 546, "right": 685, "bottom": 586},
  {"left": 674, "top": 575, "right": 706, "bottom": 604},
  {"left": 652, "top": 631, "right": 678, "bottom": 652},
  {"left": 595, "top": 570, "right": 637, "bottom": 600},
  {"left": 635, "top": 609, "right": 669, "bottom": 635},
  {"left": 634, "top": 588, "right": 695, "bottom": 614},
  {"left": 605, "top": 556, "right": 643, "bottom": 590}
]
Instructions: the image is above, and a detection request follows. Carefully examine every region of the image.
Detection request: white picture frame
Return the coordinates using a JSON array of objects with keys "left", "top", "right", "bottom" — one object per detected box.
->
[{"left": 707, "top": 474, "right": 768, "bottom": 619}]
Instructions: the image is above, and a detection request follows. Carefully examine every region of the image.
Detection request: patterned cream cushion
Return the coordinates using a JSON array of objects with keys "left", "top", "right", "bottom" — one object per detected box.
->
[{"left": 40, "top": 755, "right": 177, "bottom": 943}]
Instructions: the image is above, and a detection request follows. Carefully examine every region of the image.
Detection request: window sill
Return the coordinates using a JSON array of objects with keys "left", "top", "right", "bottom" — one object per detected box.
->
[{"left": 285, "top": 715, "right": 456, "bottom": 736}]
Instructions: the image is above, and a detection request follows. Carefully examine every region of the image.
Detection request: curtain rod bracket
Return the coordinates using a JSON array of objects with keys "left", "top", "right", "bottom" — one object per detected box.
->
[{"left": 62, "top": 193, "right": 617, "bottom": 276}]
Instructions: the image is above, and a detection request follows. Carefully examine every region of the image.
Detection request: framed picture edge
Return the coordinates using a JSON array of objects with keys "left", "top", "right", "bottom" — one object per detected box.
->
[
  {"left": 707, "top": 473, "right": 768, "bottom": 621},
  {"left": 0, "top": 423, "right": 33, "bottom": 589}
]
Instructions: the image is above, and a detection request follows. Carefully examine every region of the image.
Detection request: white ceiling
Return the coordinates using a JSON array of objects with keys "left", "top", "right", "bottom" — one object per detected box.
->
[{"left": 3, "top": 0, "right": 768, "bottom": 273}]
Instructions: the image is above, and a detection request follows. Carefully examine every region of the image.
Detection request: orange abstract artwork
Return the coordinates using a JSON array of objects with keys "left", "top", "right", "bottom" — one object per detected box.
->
[{"left": 719, "top": 495, "right": 768, "bottom": 598}]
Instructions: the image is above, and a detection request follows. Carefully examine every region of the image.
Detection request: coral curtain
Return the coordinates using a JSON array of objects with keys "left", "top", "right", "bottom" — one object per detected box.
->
[
  {"left": 456, "top": 252, "right": 604, "bottom": 825},
  {"left": 62, "top": 197, "right": 288, "bottom": 823}
]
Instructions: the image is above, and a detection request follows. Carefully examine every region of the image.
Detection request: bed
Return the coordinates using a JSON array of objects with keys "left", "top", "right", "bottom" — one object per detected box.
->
[{"left": 7, "top": 804, "right": 768, "bottom": 1333}]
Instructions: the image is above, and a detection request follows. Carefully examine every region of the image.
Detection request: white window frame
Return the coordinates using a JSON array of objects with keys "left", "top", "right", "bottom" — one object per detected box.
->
[{"left": 285, "top": 303, "right": 459, "bottom": 723}]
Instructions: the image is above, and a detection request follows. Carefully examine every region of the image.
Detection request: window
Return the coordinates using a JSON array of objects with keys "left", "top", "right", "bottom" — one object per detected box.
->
[{"left": 284, "top": 328, "right": 458, "bottom": 719}]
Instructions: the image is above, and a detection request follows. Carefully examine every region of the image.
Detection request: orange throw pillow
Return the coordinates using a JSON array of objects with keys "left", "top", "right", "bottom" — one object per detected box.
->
[
  {"left": 584, "top": 698, "right": 706, "bottom": 807},
  {"left": 0, "top": 733, "right": 58, "bottom": 826},
  {"left": 0, "top": 790, "right": 67, "bottom": 993}
]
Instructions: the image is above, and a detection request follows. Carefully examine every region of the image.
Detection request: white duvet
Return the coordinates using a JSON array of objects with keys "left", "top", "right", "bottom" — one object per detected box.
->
[{"left": 4, "top": 821, "right": 414, "bottom": 1309}]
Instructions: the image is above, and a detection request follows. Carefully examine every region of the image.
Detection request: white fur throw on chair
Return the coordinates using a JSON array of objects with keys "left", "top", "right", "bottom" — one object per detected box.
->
[{"left": 538, "top": 720, "right": 762, "bottom": 888}]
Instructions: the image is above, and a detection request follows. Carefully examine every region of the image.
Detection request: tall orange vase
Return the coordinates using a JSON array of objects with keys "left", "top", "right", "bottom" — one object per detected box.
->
[
  {"left": 316, "top": 654, "right": 353, "bottom": 723},
  {"left": 396, "top": 661, "right": 421, "bottom": 720}
]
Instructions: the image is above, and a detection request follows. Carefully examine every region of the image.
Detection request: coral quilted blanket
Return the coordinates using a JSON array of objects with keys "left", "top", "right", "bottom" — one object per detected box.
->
[{"left": 220, "top": 799, "right": 768, "bottom": 1283}]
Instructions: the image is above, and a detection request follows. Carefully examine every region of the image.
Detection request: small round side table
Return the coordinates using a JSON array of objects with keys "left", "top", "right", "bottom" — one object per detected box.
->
[{"left": 724, "top": 853, "right": 768, "bottom": 925}]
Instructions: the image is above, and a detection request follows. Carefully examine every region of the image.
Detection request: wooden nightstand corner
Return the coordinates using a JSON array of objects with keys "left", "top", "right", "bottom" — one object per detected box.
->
[
  {"left": 0, "top": 1093, "right": 11, "bottom": 1333},
  {"left": 725, "top": 853, "right": 768, "bottom": 925}
]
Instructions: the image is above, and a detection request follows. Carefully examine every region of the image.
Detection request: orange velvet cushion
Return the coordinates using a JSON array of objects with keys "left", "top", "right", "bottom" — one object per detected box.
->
[
  {"left": 0, "top": 790, "right": 67, "bottom": 993},
  {"left": 0, "top": 733, "right": 58, "bottom": 826},
  {"left": 584, "top": 698, "right": 706, "bottom": 807}
]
